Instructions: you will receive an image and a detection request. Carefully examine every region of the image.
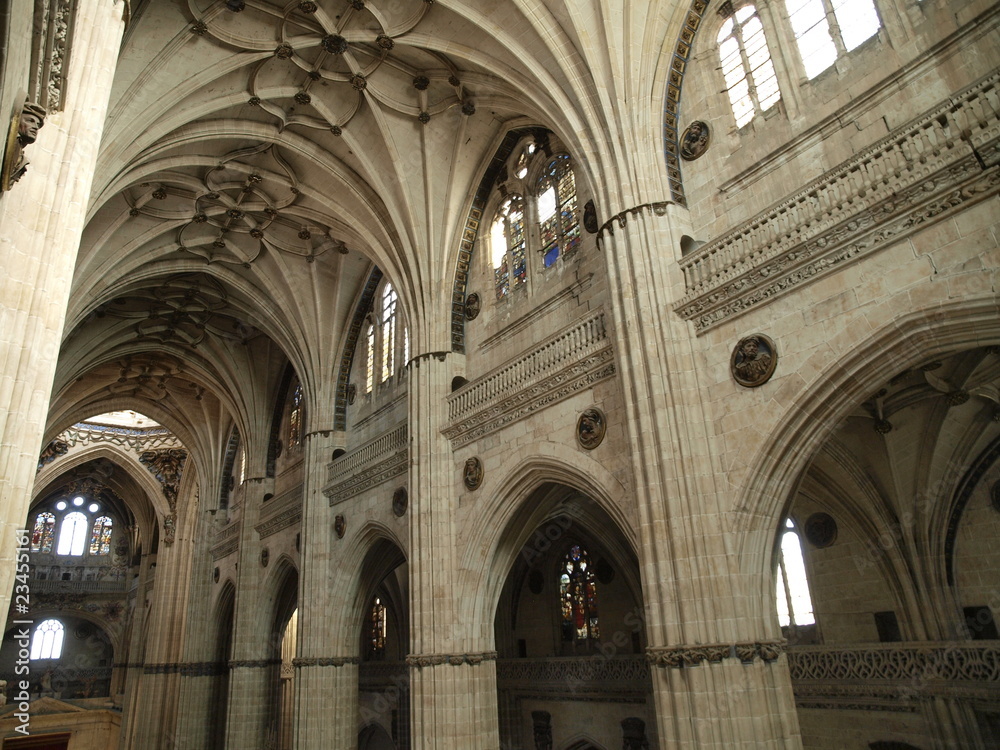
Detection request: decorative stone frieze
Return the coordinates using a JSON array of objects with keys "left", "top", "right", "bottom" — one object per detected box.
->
[
  {"left": 211, "top": 522, "right": 240, "bottom": 560},
  {"left": 228, "top": 659, "right": 281, "bottom": 669},
  {"left": 406, "top": 651, "right": 497, "bottom": 668},
  {"left": 291, "top": 656, "right": 360, "bottom": 668},
  {"left": 54, "top": 423, "right": 183, "bottom": 454},
  {"left": 788, "top": 643, "right": 1000, "bottom": 682},
  {"left": 444, "top": 312, "right": 616, "bottom": 448},
  {"left": 324, "top": 424, "right": 407, "bottom": 503},
  {"left": 674, "top": 72, "right": 1000, "bottom": 332},
  {"left": 647, "top": 640, "right": 785, "bottom": 667},
  {"left": 255, "top": 506, "right": 301, "bottom": 539}
]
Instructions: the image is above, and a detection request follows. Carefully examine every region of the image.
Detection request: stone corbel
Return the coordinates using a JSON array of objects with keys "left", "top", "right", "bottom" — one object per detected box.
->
[{"left": 1, "top": 100, "right": 47, "bottom": 191}]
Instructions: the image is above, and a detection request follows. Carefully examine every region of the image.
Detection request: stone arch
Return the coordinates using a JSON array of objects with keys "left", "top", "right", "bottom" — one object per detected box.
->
[
  {"left": 459, "top": 440, "right": 634, "bottom": 642},
  {"left": 738, "top": 300, "right": 1000, "bottom": 631}
]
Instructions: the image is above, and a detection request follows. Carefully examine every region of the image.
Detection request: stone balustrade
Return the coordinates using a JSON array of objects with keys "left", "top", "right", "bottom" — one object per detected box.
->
[{"left": 674, "top": 71, "right": 1000, "bottom": 332}]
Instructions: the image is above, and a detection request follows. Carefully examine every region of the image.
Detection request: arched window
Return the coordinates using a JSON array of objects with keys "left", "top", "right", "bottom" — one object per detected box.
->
[
  {"left": 57, "top": 511, "right": 89, "bottom": 556},
  {"left": 239, "top": 447, "right": 247, "bottom": 485},
  {"left": 380, "top": 284, "right": 397, "bottom": 383},
  {"left": 89, "top": 516, "right": 113, "bottom": 555},
  {"left": 30, "top": 619, "right": 64, "bottom": 660},
  {"left": 537, "top": 156, "right": 580, "bottom": 267},
  {"left": 559, "top": 545, "right": 600, "bottom": 641},
  {"left": 717, "top": 5, "right": 781, "bottom": 127},
  {"left": 365, "top": 322, "right": 375, "bottom": 394},
  {"left": 775, "top": 518, "right": 815, "bottom": 628},
  {"left": 491, "top": 195, "right": 527, "bottom": 300},
  {"left": 30, "top": 512, "right": 56, "bottom": 554},
  {"left": 288, "top": 383, "right": 303, "bottom": 448},
  {"left": 786, "top": 0, "right": 881, "bottom": 79},
  {"left": 368, "top": 597, "right": 386, "bottom": 658}
]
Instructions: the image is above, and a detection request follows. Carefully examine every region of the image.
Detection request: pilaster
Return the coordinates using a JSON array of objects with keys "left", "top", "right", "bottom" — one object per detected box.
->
[
  {"left": 598, "top": 203, "right": 802, "bottom": 748},
  {"left": 407, "top": 352, "right": 500, "bottom": 749},
  {"left": 0, "top": 0, "right": 126, "bottom": 614}
]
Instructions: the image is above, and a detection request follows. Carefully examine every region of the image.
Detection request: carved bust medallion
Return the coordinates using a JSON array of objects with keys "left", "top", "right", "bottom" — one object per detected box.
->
[
  {"left": 804, "top": 512, "right": 838, "bottom": 548},
  {"left": 463, "top": 456, "right": 483, "bottom": 490},
  {"left": 577, "top": 407, "right": 607, "bottom": 450},
  {"left": 731, "top": 334, "right": 777, "bottom": 387},
  {"left": 680, "top": 120, "right": 710, "bottom": 161},
  {"left": 334, "top": 514, "right": 346, "bottom": 538},
  {"left": 464, "top": 292, "right": 481, "bottom": 321}
]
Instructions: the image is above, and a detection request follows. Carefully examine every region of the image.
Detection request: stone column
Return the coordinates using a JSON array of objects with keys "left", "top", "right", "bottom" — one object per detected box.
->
[
  {"left": 597, "top": 203, "right": 801, "bottom": 749},
  {"left": 293, "top": 428, "right": 360, "bottom": 749},
  {"left": 0, "top": 0, "right": 127, "bottom": 614},
  {"left": 224, "top": 479, "right": 276, "bottom": 749},
  {"left": 407, "top": 353, "right": 499, "bottom": 749}
]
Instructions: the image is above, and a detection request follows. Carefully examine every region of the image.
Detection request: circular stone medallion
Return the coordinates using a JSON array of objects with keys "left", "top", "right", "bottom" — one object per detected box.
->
[
  {"left": 577, "top": 408, "right": 607, "bottom": 450},
  {"left": 804, "top": 512, "right": 838, "bottom": 548},
  {"left": 680, "top": 120, "right": 711, "bottom": 161},
  {"left": 731, "top": 334, "right": 777, "bottom": 387},
  {"left": 463, "top": 457, "right": 483, "bottom": 490}
]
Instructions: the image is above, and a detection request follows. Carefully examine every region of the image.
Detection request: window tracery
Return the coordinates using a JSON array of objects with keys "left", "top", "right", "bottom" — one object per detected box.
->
[
  {"left": 30, "top": 619, "right": 64, "bottom": 660},
  {"left": 491, "top": 195, "right": 527, "bottom": 299},
  {"left": 30, "top": 512, "right": 56, "bottom": 553},
  {"left": 559, "top": 545, "right": 600, "bottom": 641},
  {"left": 57, "top": 511, "right": 89, "bottom": 556},
  {"left": 786, "top": 0, "right": 881, "bottom": 79},
  {"left": 717, "top": 5, "right": 782, "bottom": 127},
  {"left": 380, "top": 284, "right": 397, "bottom": 383},
  {"left": 359, "top": 280, "right": 408, "bottom": 396},
  {"left": 537, "top": 155, "right": 580, "bottom": 267},
  {"left": 89, "top": 516, "right": 113, "bottom": 555}
]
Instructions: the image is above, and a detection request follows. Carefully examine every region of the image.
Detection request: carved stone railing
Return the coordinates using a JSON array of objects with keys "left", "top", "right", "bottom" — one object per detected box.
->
[
  {"left": 788, "top": 642, "right": 1000, "bottom": 711},
  {"left": 210, "top": 521, "right": 240, "bottom": 561},
  {"left": 496, "top": 656, "right": 649, "bottom": 696},
  {"left": 675, "top": 71, "right": 1000, "bottom": 333},
  {"left": 324, "top": 424, "right": 408, "bottom": 504},
  {"left": 444, "top": 311, "right": 616, "bottom": 447}
]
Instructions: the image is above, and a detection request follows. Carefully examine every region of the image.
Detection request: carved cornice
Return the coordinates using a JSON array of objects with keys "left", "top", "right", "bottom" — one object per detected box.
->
[
  {"left": 56, "top": 423, "right": 182, "bottom": 454},
  {"left": 144, "top": 661, "right": 227, "bottom": 676},
  {"left": 674, "top": 72, "right": 1000, "bottom": 333},
  {"left": 596, "top": 201, "right": 672, "bottom": 239},
  {"left": 325, "top": 448, "right": 408, "bottom": 505},
  {"left": 445, "top": 313, "right": 615, "bottom": 448},
  {"left": 210, "top": 538, "right": 239, "bottom": 561},
  {"left": 292, "top": 656, "right": 360, "bottom": 668},
  {"left": 255, "top": 506, "right": 301, "bottom": 538},
  {"left": 647, "top": 640, "right": 785, "bottom": 668},
  {"left": 406, "top": 651, "right": 497, "bottom": 668},
  {"left": 787, "top": 642, "right": 1000, "bottom": 682}
]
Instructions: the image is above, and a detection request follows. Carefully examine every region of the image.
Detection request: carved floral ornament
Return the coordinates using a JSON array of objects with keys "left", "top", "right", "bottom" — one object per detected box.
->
[
  {"left": 125, "top": 144, "right": 350, "bottom": 267},
  {"left": 193, "top": 0, "right": 475, "bottom": 131}
]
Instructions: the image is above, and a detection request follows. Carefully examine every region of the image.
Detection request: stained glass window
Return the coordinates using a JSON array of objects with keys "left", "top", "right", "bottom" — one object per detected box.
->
[
  {"left": 365, "top": 323, "right": 375, "bottom": 393},
  {"left": 380, "top": 284, "right": 397, "bottom": 382},
  {"left": 775, "top": 519, "right": 815, "bottom": 627},
  {"left": 30, "top": 619, "right": 64, "bottom": 660},
  {"left": 31, "top": 512, "right": 56, "bottom": 554},
  {"left": 57, "top": 511, "right": 88, "bottom": 556},
  {"left": 537, "top": 156, "right": 579, "bottom": 268},
  {"left": 559, "top": 545, "right": 600, "bottom": 641},
  {"left": 288, "top": 383, "right": 303, "bottom": 447},
  {"left": 717, "top": 6, "right": 781, "bottom": 128},
  {"left": 89, "top": 516, "right": 113, "bottom": 555},
  {"left": 369, "top": 597, "right": 386, "bottom": 658},
  {"left": 491, "top": 195, "right": 526, "bottom": 300}
]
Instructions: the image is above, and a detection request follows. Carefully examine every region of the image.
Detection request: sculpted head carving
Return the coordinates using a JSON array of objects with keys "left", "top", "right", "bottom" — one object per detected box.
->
[{"left": 18, "top": 103, "right": 46, "bottom": 145}]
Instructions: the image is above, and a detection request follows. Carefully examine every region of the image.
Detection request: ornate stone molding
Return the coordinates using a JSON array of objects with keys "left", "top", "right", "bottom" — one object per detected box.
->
[
  {"left": 292, "top": 656, "right": 360, "bottom": 668},
  {"left": 596, "top": 201, "right": 672, "bottom": 239},
  {"left": 647, "top": 640, "right": 785, "bottom": 668},
  {"left": 674, "top": 72, "right": 1000, "bottom": 333},
  {"left": 325, "top": 445, "right": 407, "bottom": 505},
  {"left": 444, "top": 312, "right": 616, "bottom": 448},
  {"left": 144, "top": 661, "right": 227, "bottom": 676},
  {"left": 228, "top": 659, "right": 281, "bottom": 669},
  {"left": 139, "top": 448, "right": 187, "bottom": 510},
  {"left": 29, "top": 0, "right": 75, "bottom": 112},
  {"left": 788, "top": 643, "right": 1000, "bottom": 683},
  {"left": 406, "top": 651, "right": 497, "bottom": 668},
  {"left": 496, "top": 656, "right": 648, "bottom": 686},
  {"left": 255, "top": 506, "right": 301, "bottom": 539},
  {"left": 37, "top": 439, "right": 69, "bottom": 471},
  {"left": 55, "top": 423, "right": 183, "bottom": 455}
]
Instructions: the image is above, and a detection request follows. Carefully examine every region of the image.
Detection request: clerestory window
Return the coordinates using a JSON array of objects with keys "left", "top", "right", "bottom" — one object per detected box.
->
[
  {"left": 559, "top": 544, "right": 600, "bottom": 641},
  {"left": 30, "top": 619, "right": 64, "bottom": 660},
  {"left": 785, "top": 0, "right": 881, "bottom": 79},
  {"left": 775, "top": 518, "right": 816, "bottom": 628},
  {"left": 717, "top": 5, "right": 782, "bottom": 127}
]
